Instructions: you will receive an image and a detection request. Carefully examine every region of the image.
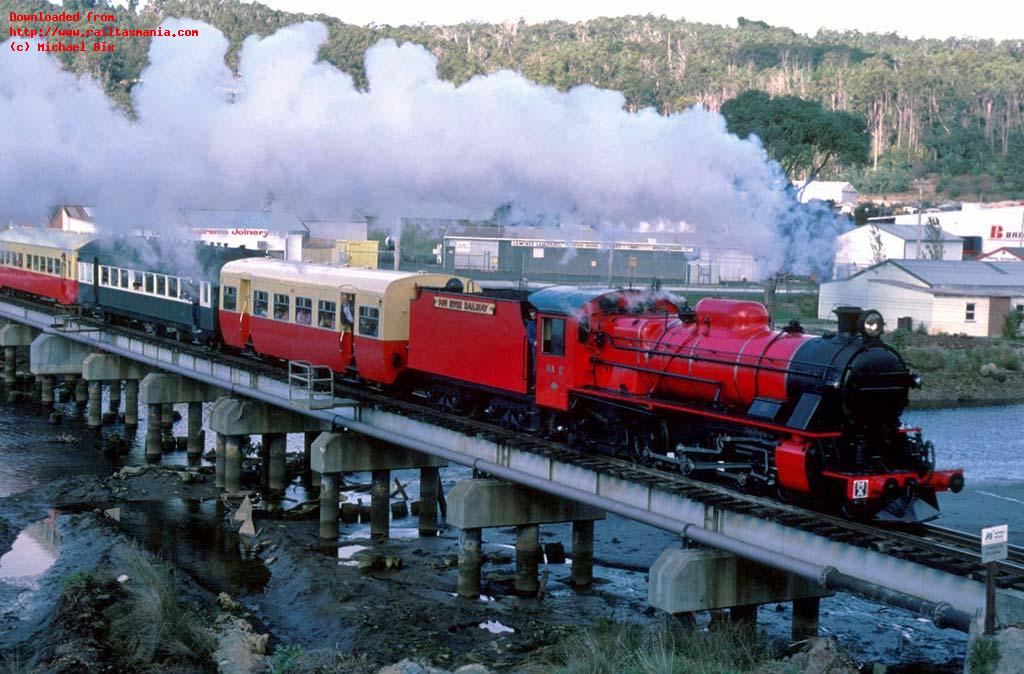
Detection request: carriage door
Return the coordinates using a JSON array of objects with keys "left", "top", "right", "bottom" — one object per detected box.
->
[
  {"left": 238, "top": 277, "right": 252, "bottom": 342},
  {"left": 535, "top": 314, "right": 570, "bottom": 410}
]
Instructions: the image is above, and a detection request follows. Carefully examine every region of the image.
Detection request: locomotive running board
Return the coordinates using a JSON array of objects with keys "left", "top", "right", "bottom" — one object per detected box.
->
[{"left": 571, "top": 387, "right": 842, "bottom": 440}]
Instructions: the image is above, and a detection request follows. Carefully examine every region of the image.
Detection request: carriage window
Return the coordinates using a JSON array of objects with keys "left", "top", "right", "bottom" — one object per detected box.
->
[
  {"left": 17, "top": 253, "right": 23, "bottom": 268},
  {"left": 120, "top": 269, "right": 128, "bottom": 287},
  {"left": 144, "top": 273, "right": 154, "bottom": 293},
  {"left": 101, "top": 267, "right": 109, "bottom": 285},
  {"left": 358, "top": 306, "right": 380, "bottom": 337},
  {"left": 46, "top": 258, "right": 54, "bottom": 275},
  {"left": 79, "top": 262, "right": 91, "bottom": 283},
  {"left": 542, "top": 317, "right": 566, "bottom": 356},
  {"left": 167, "top": 277, "right": 178, "bottom": 298},
  {"left": 317, "top": 300, "right": 336, "bottom": 329},
  {"left": 253, "top": 291, "right": 268, "bottom": 317},
  {"left": 295, "top": 297, "right": 312, "bottom": 325},
  {"left": 156, "top": 275, "right": 165, "bottom": 296},
  {"left": 274, "top": 293, "right": 290, "bottom": 321},
  {"left": 55, "top": 259, "right": 62, "bottom": 276},
  {"left": 200, "top": 282, "right": 210, "bottom": 307},
  {"left": 132, "top": 271, "right": 142, "bottom": 290},
  {"left": 222, "top": 286, "right": 237, "bottom": 311},
  {"left": 965, "top": 303, "right": 976, "bottom": 322}
]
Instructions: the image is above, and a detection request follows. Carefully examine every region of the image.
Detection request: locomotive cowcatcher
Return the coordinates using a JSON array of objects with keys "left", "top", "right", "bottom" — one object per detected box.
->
[{"left": 406, "top": 285, "right": 964, "bottom": 523}]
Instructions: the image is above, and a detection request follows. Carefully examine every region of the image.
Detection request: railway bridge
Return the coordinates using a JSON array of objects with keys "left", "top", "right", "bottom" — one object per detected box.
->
[{"left": 1, "top": 296, "right": 1022, "bottom": 655}]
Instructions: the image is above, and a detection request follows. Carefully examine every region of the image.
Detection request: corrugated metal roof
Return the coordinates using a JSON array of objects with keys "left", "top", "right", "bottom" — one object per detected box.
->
[
  {"left": 868, "top": 279, "right": 1024, "bottom": 296},
  {"left": 63, "top": 205, "right": 94, "bottom": 221},
  {"left": 443, "top": 223, "right": 689, "bottom": 245},
  {"left": 872, "top": 223, "right": 962, "bottom": 242},
  {"left": 888, "top": 260, "right": 1024, "bottom": 287}
]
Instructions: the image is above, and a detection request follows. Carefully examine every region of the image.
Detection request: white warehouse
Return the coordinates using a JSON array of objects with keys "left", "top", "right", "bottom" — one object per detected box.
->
[
  {"left": 818, "top": 260, "right": 1024, "bottom": 337},
  {"left": 832, "top": 223, "right": 964, "bottom": 279}
]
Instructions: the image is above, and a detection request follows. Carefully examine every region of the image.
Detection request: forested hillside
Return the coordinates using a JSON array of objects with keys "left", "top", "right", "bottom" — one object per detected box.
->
[{"left": 5, "top": 0, "right": 1024, "bottom": 199}]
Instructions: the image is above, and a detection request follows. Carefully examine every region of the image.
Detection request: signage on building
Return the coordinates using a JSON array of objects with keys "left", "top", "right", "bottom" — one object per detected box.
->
[
  {"left": 433, "top": 296, "right": 496, "bottom": 316},
  {"left": 454, "top": 240, "right": 472, "bottom": 253}
]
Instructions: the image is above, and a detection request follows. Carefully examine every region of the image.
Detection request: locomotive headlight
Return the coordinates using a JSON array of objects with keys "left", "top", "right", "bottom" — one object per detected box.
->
[{"left": 859, "top": 310, "right": 885, "bottom": 338}]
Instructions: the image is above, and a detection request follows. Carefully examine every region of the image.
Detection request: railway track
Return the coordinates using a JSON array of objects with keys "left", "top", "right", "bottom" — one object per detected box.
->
[{"left": 12, "top": 295, "right": 1020, "bottom": 596}]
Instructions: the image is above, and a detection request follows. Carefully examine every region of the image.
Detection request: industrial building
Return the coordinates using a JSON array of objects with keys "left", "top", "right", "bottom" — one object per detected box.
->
[
  {"left": 183, "top": 209, "right": 379, "bottom": 267},
  {"left": 795, "top": 180, "right": 858, "bottom": 214},
  {"left": 885, "top": 201, "right": 1024, "bottom": 258},
  {"left": 438, "top": 224, "right": 757, "bottom": 285},
  {"left": 832, "top": 223, "right": 964, "bottom": 278},
  {"left": 978, "top": 247, "right": 1024, "bottom": 262},
  {"left": 819, "top": 260, "right": 1024, "bottom": 337}
]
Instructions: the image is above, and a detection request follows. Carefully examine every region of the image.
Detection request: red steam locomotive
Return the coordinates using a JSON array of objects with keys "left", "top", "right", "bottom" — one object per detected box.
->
[{"left": 405, "top": 285, "right": 963, "bottom": 523}]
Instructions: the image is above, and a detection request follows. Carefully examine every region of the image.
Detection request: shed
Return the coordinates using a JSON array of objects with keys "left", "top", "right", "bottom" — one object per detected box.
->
[
  {"left": 832, "top": 223, "right": 964, "bottom": 279},
  {"left": 818, "top": 260, "right": 1024, "bottom": 337}
]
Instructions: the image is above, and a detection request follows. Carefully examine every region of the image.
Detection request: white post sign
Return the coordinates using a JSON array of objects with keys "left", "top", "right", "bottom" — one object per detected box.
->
[{"left": 981, "top": 524, "right": 1009, "bottom": 564}]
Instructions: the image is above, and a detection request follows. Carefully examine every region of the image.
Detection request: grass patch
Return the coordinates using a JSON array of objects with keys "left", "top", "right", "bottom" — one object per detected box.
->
[
  {"left": 529, "top": 620, "right": 772, "bottom": 674},
  {"left": 106, "top": 544, "right": 214, "bottom": 671},
  {"left": 967, "top": 636, "right": 1000, "bottom": 674},
  {"left": 903, "top": 344, "right": 1023, "bottom": 373},
  {"left": 0, "top": 651, "right": 30, "bottom": 674},
  {"left": 269, "top": 645, "right": 305, "bottom": 674}
]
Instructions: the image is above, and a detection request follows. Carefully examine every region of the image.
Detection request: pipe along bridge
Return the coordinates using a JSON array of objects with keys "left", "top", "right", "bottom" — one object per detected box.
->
[{"left": 1, "top": 296, "right": 1022, "bottom": 645}]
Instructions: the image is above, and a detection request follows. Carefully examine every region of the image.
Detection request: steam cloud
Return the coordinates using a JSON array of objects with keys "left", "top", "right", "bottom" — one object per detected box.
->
[{"left": 0, "top": 19, "right": 843, "bottom": 276}]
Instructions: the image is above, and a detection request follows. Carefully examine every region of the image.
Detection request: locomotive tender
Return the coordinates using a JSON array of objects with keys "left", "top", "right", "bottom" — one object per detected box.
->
[{"left": 0, "top": 231, "right": 963, "bottom": 522}]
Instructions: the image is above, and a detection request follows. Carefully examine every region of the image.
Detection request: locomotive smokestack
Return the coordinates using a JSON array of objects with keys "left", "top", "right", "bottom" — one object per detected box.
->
[{"left": 834, "top": 306, "right": 862, "bottom": 335}]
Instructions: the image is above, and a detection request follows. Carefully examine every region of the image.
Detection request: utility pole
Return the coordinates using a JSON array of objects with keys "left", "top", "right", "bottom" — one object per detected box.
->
[{"left": 915, "top": 180, "right": 924, "bottom": 259}]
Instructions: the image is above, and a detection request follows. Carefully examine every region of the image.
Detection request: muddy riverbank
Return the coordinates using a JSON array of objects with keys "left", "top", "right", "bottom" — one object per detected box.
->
[{"left": 0, "top": 381, "right": 980, "bottom": 672}]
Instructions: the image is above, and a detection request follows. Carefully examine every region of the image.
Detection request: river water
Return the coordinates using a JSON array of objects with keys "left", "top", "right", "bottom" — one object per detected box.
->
[{"left": 0, "top": 388, "right": 1021, "bottom": 669}]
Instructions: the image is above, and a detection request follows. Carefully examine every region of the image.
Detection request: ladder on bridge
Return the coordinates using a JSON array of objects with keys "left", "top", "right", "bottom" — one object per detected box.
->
[{"left": 288, "top": 360, "right": 335, "bottom": 410}]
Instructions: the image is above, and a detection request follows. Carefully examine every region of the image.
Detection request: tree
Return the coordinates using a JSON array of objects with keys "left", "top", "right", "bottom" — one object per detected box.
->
[
  {"left": 924, "top": 216, "right": 945, "bottom": 260},
  {"left": 869, "top": 223, "right": 886, "bottom": 264},
  {"left": 721, "top": 90, "right": 871, "bottom": 183}
]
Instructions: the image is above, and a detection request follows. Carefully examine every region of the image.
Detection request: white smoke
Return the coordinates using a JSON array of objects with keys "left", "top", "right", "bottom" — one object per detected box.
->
[{"left": 0, "top": 19, "right": 843, "bottom": 276}]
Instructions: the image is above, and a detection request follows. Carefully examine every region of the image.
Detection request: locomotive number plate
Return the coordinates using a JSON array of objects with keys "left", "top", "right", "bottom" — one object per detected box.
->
[{"left": 852, "top": 480, "right": 869, "bottom": 499}]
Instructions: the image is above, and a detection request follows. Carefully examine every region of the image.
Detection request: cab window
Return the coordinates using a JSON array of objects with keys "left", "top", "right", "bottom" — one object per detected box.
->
[{"left": 542, "top": 317, "right": 566, "bottom": 356}]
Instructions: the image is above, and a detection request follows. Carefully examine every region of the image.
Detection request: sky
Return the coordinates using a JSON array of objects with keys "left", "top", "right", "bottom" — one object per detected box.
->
[{"left": 245, "top": 0, "right": 1024, "bottom": 41}]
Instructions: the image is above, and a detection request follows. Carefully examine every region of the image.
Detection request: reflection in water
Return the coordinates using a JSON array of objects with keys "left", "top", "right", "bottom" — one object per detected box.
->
[
  {"left": 116, "top": 499, "right": 270, "bottom": 596},
  {"left": 0, "top": 514, "right": 61, "bottom": 588}
]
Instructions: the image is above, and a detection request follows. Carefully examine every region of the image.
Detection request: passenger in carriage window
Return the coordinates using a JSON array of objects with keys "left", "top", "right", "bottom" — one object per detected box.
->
[{"left": 342, "top": 295, "right": 355, "bottom": 329}]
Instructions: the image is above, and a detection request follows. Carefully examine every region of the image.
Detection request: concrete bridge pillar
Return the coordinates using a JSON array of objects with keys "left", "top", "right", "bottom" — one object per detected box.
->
[
  {"left": 75, "top": 377, "right": 88, "bottom": 405},
  {"left": 311, "top": 431, "right": 447, "bottom": 542},
  {"left": 371, "top": 470, "right": 390, "bottom": 541},
  {"left": 209, "top": 397, "right": 329, "bottom": 497},
  {"left": 214, "top": 433, "right": 226, "bottom": 490},
  {"left": 647, "top": 548, "right": 831, "bottom": 640},
  {"left": 107, "top": 379, "right": 121, "bottom": 417},
  {"left": 187, "top": 402, "right": 204, "bottom": 464},
  {"left": 419, "top": 466, "right": 440, "bottom": 537},
  {"left": 82, "top": 353, "right": 150, "bottom": 431},
  {"left": 319, "top": 473, "right": 340, "bottom": 540},
  {"left": 303, "top": 431, "right": 319, "bottom": 490},
  {"left": 160, "top": 403, "right": 174, "bottom": 431},
  {"left": 266, "top": 433, "right": 287, "bottom": 493},
  {"left": 3, "top": 326, "right": 41, "bottom": 395},
  {"left": 39, "top": 375, "right": 55, "bottom": 406},
  {"left": 145, "top": 403, "right": 162, "bottom": 461},
  {"left": 3, "top": 347, "right": 14, "bottom": 387},
  {"left": 141, "top": 374, "right": 227, "bottom": 463},
  {"left": 28, "top": 333, "right": 90, "bottom": 406},
  {"left": 447, "top": 479, "right": 605, "bottom": 599},
  {"left": 123, "top": 379, "right": 139, "bottom": 427},
  {"left": 515, "top": 524, "right": 541, "bottom": 595},
  {"left": 571, "top": 519, "right": 596, "bottom": 587},
  {"left": 224, "top": 435, "right": 243, "bottom": 493},
  {"left": 792, "top": 597, "right": 821, "bottom": 642},
  {"left": 87, "top": 381, "right": 102, "bottom": 429}
]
